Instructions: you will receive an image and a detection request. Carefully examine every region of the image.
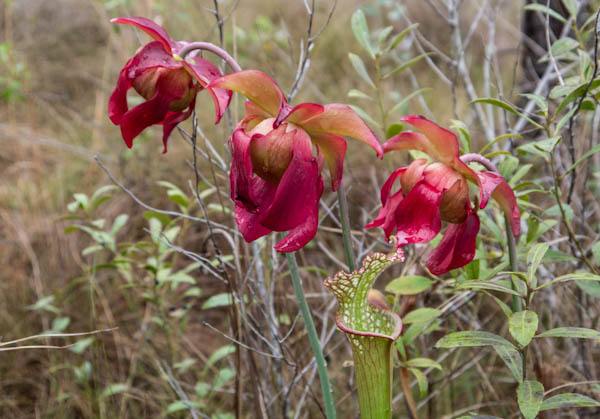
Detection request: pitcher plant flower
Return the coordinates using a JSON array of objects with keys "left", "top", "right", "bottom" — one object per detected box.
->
[
  {"left": 323, "top": 247, "right": 404, "bottom": 419},
  {"left": 209, "top": 70, "right": 383, "bottom": 252},
  {"left": 108, "top": 17, "right": 232, "bottom": 152},
  {"left": 366, "top": 115, "right": 520, "bottom": 275}
]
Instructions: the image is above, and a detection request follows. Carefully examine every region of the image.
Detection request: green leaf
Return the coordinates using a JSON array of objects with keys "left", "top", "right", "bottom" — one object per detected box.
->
[
  {"left": 562, "top": 143, "right": 600, "bottom": 176},
  {"left": 494, "top": 345, "right": 523, "bottom": 382},
  {"left": 101, "top": 383, "right": 129, "bottom": 398},
  {"left": 206, "top": 345, "right": 236, "bottom": 370},
  {"left": 517, "top": 136, "right": 561, "bottom": 157},
  {"left": 403, "top": 308, "right": 441, "bottom": 324},
  {"left": 385, "top": 275, "right": 433, "bottom": 295},
  {"left": 457, "top": 280, "right": 523, "bottom": 296},
  {"left": 385, "top": 123, "right": 404, "bottom": 139},
  {"left": 110, "top": 214, "right": 128, "bottom": 236},
  {"left": 540, "top": 393, "right": 600, "bottom": 411},
  {"left": 386, "top": 23, "right": 418, "bottom": 52},
  {"left": 536, "top": 272, "right": 600, "bottom": 290},
  {"left": 509, "top": 310, "right": 538, "bottom": 347},
  {"left": 348, "top": 53, "right": 375, "bottom": 88},
  {"left": 166, "top": 400, "right": 204, "bottom": 413},
  {"left": 526, "top": 243, "right": 549, "bottom": 289},
  {"left": 524, "top": 4, "right": 567, "bottom": 23},
  {"left": 351, "top": 9, "right": 375, "bottom": 59},
  {"left": 347, "top": 89, "right": 374, "bottom": 101},
  {"left": 551, "top": 37, "right": 579, "bottom": 58},
  {"left": 472, "top": 98, "right": 543, "bottom": 129},
  {"left": 576, "top": 279, "right": 600, "bottom": 297},
  {"left": 561, "top": 0, "right": 579, "bottom": 17},
  {"left": 408, "top": 368, "right": 428, "bottom": 398},
  {"left": 435, "top": 331, "right": 516, "bottom": 349},
  {"left": 202, "top": 293, "right": 233, "bottom": 310},
  {"left": 403, "top": 357, "right": 442, "bottom": 370},
  {"left": 517, "top": 380, "right": 544, "bottom": 419},
  {"left": 536, "top": 327, "right": 600, "bottom": 339},
  {"left": 69, "top": 337, "right": 95, "bottom": 354},
  {"left": 382, "top": 53, "right": 432, "bottom": 79}
]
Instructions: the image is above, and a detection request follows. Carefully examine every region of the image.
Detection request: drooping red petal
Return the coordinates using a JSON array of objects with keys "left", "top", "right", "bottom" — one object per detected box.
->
[
  {"left": 274, "top": 176, "right": 324, "bottom": 252},
  {"left": 161, "top": 97, "right": 195, "bottom": 153},
  {"left": 112, "top": 17, "right": 178, "bottom": 53},
  {"left": 181, "top": 59, "right": 232, "bottom": 124},
  {"left": 426, "top": 211, "right": 480, "bottom": 275},
  {"left": 309, "top": 131, "right": 347, "bottom": 190},
  {"left": 208, "top": 70, "right": 284, "bottom": 117},
  {"left": 392, "top": 181, "right": 443, "bottom": 246},
  {"left": 234, "top": 205, "right": 272, "bottom": 242},
  {"left": 229, "top": 127, "right": 255, "bottom": 208},
  {"left": 300, "top": 104, "right": 383, "bottom": 158},
  {"left": 476, "top": 171, "right": 505, "bottom": 209},
  {"left": 365, "top": 168, "right": 406, "bottom": 232},
  {"left": 276, "top": 102, "right": 324, "bottom": 127},
  {"left": 259, "top": 155, "right": 321, "bottom": 232},
  {"left": 492, "top": 181, "right": 521, "bottom": 236},
  {"left": 108, "top": 42, "right": 180, "bottom": 125},
  {"left": 476, "top": 171, "right": 520, "bottom": 235}
]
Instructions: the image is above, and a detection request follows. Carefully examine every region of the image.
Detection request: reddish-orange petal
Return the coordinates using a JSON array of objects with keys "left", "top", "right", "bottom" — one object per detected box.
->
[
  {"left": 208, "top": 70, "right": 284, "bottom": 117},
  {"left": 301, "top": 104, "right": 383, "bottom": 158},
  {"left": 111, "top": 17, "right": 178, "bottom": 53},
  {"left": 309, "top": 131, "right": 347, "bottom": 190}
]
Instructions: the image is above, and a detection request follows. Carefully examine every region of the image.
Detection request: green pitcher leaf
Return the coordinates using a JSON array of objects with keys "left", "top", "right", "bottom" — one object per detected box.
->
[
  {"left": 324, "top": 249, "right": 404, "bottom": 419},
  {"left": 517, "top": 380, "right": 544, "bottom": 419}
]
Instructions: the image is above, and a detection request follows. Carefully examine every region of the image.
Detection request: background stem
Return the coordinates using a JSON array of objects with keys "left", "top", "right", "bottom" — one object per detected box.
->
[
  {"left": 285, "top": 252, "right": 337, "bottom": 418},
  {"left": 337, "top": 180, "right": 356, "bottom": 271}
]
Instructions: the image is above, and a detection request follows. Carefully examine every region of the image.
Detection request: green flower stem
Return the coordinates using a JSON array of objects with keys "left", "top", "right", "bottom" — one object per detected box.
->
[
  {"left": 285, "top": 252, "right": 337, "bottom": 419},
  {"left": 337, "top": 180, "right": 356, "bottom": 271},
  {"left": 505, "top": 215, "right": 522, "bottom": 313}
]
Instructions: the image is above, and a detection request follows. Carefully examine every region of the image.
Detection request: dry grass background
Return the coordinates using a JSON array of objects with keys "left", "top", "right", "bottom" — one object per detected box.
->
[{"left": 1, "top": 0, "right": 599, "bottom": 418}]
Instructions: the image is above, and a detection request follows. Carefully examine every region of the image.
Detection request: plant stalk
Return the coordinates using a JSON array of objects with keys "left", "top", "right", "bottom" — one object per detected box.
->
[
  {"left": 285, "top": 252, "right": 337, "bottom": 418},
  {"left": 505, "top": 216, "right": 522, "bottom": 312},
  {"left": 337, "top": 180, "right": 356, "bottom": 271}
]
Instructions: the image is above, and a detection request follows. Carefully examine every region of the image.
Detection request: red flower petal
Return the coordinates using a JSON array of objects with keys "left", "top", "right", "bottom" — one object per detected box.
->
[
  {"left": 208, "top": 70, "right": 284, "bottom": 117},
  {"left": 229, "top": 127, "right": 255, "bottom": 208},
  {"left": 112, "top": 17, "right": 178, "bottom": 53},
  {"left": 426, "top": 212, "right": 480, "bottom": 275},
  {"left": 309, "top": 131, "right": 347, "bottom": 190},
  {"left": 234, "top": 205, "right": 272, "bottom": 243},
  {"left": 392, "top": 180, "right": 443, "bottom": 246},
  {"left": 181, "top": 59, "right": 232, "bottom": 124},
  {"left": 274, "top": 176, "right": 324, "bottom": 252},
  {"left": 108, "top": 42, "right": 180, "bottom": 125},
  {"left": 492, "top": 181, "right": 521, "bottom": 236},
  {"left": 385, "top": 116, "right": 480, "bottom": 186},
  {"left": 300, "top": 104, "right": 383, "bottom": 158},
  {"left": 276, "top": 102, "right": 324, "bottom": 127},
  {"left": 259, "top": 154, "right": 321, "bottom": 232},
  {"left": 160, "top": 97, "right": 195, "bottom": 153},
  {"left": 476, "top": 171, "right": 505, "bottom": 209},
  {"left": 365, "top": 168, "right": 406, "bottom": 231}
]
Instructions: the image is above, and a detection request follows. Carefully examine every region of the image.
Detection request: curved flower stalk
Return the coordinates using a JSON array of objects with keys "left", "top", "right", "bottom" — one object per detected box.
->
[
  {"left": 108, "top": 17, "right": 232, "bottom": 152},
  {"left": 209, "top": 70, "right": 383, "bottom": 252},
  {"left": 323, "top": 248, "right": 404, "bottom": 419},
  {"left": 366, "top": 115, "right": 520, "bottom": 275}
]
